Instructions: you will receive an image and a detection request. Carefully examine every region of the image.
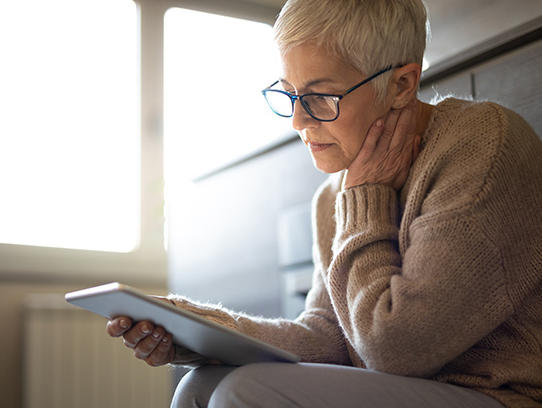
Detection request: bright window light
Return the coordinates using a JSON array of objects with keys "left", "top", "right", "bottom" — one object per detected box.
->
[
  {"left": 0, "top": 0, "right": 139, "bottom": 252},
  {"left": 164, "top": 8, "right": 291, "bottom": 182}
]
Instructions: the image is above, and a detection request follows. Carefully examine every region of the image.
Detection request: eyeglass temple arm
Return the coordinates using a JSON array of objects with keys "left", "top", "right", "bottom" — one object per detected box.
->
[
  {"left": 262, "top": 80, "right": 279, "bottom": 92},
  {"left": 343, "top": 64, "right": 402, "bottom": 96}
]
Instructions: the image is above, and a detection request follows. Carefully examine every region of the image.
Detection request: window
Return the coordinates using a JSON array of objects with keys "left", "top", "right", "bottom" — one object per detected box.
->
[
  {"left": 163, "top": 8, "right": 291, "bottom": 182},
  {"left": 0, "top": 0, "right": 139, "bottom": 252}
]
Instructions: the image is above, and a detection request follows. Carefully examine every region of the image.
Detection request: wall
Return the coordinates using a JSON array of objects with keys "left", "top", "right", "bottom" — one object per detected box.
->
[
  {"left": 423, "top": 0, "right": 542, "bottom": 67},
  {"left": 167, "top": 138, "right": 326, "bottom": 317},
  {"left": 420, "top": 39, "right": 542, "bottom": 139},
  {"left": 0, "top": 280, "right": 168, "bottom": 408}
]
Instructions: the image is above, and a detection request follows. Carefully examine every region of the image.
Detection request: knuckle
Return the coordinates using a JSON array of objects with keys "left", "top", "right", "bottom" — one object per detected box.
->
[
  {"left": 123, "top": 338, "right": 135, "bottom": 349},
  {"left": 151, "top": 327, "right": 165, "bottom": 341},
  {"left": 159, "top": 335, "right": 171, "bottom": 348},
  {"left": 139, "top": 343, "right": 153, "bottom": 356},
  {"left": 146, "top": 357, "right": 161, "bottom": 367},
  {"left": 395, "top": 122, "right": 410, "bottom": 134},
  {"left": 134, "top": 351, "right": 146, "bottom": 360},
  {"left": 106, "top": 322, "right": 116, "bottom": 336},
  {"left": 134, "top": 346, "right": 150, "bottom": 360},
  {"left": 137, "top": 322, "right": 153, "bottom": 337},
  {"left": 381, "top": 128, "right": 394, "bottom": 140}
]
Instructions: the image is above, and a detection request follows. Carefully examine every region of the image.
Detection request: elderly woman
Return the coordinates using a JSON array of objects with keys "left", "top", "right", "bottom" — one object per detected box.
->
[{"left": 107, "top": 0, "right": 542, "bottom": 407}]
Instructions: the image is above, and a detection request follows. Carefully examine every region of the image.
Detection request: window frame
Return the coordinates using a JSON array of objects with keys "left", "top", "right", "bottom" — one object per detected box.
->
[{"left": 0, "top": 0, "right": 279, "bottom": 285}]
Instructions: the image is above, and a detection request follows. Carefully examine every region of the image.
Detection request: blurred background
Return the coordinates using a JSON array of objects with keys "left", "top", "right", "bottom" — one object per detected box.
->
[{"left": 1, "top": 0, "right": 541, "bottom": 407}]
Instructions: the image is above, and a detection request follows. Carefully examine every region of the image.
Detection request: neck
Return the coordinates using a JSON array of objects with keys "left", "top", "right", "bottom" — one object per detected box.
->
[{"left": 414, "top": 99, "right": 435, "bottom": 137}]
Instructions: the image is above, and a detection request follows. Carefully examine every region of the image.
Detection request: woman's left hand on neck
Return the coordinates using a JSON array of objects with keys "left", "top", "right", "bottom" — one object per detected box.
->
[{"left": 343, "top": 98, "right": 426, "bottom": 191}]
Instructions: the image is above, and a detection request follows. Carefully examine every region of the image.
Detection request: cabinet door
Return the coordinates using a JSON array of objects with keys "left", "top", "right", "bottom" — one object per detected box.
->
[
  {"left": 473, "top": 39, "right": 542, "bottom": 138},
  {"left": 168, "top": 139, "right": 326, "bottom": 318}
]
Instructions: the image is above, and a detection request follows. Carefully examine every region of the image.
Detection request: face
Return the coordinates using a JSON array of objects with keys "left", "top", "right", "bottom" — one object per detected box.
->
[{"left": 280, "top": 43, "right": 389, "bottom": 173}]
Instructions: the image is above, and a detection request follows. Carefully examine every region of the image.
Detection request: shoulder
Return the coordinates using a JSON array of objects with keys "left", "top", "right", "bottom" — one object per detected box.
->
[
  {"left": 430, "top": 98, "right": 538, "bottom": 150},
  {"left": 420, "top": 98, "right": 540, "bottom": 210},
  {"left": 435, "top": 98, "right": 541, "bottom": 180}
]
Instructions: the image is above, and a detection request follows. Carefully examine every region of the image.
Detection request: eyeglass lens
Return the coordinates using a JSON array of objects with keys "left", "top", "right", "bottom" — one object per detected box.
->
[
  {"left": 301, "top": 95, "right": 338, "bottom": 120},
  {"left": 264, "top": 91, "right": 294, "bottom": 117},
  {"left": 264, "top": 91, "right": 338, "bottom": 121}
]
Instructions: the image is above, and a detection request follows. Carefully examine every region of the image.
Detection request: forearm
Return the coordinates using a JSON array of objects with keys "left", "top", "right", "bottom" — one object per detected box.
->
[
  {"left": 167, "top": 285, "right": 350, "bottom": 365},
  {"left": 329, "top": 184, "right": 513, "bottom": 377}
]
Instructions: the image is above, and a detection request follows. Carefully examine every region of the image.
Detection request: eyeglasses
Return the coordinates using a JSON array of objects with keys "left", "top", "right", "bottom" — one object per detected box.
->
[{"left": 261, "top": 65, "right": 396, "bottom": 122}]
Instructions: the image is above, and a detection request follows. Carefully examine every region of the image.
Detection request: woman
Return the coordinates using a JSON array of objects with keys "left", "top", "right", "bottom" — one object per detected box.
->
[{"left": 107, "top": 0, "right": 542, "bottom": 407}]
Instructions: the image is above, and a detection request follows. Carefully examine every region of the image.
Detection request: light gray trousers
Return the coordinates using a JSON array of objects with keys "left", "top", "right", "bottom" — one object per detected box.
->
[{"left": 170, "top": 362, "right": 505, "bottom": 408}]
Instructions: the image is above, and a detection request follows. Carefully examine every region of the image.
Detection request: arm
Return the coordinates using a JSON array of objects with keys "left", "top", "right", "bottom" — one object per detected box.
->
[
  {"left": 166, "top": 269, "right": 350, "bottom": 365},
  {"left": 329, "top": 184, "right": 513, "bottom": 377},
  {"left": 330, "top": 101, "right": 523, "bottom": 377},
  {"left": 107, "top": 176, "right": 351, "bottom": 367},
  {"left": 162, "top": 173, "right": 352, "bottom": 366}
]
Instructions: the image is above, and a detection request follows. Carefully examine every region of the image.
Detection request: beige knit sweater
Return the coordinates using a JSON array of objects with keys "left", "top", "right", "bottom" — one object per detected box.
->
[{"left": 169, "top": 98, "right": 542, "bottom": 408}]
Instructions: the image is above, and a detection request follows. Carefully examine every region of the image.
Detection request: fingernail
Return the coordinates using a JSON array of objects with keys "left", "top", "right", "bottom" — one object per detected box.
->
[
  {"left": 142, "top": 325, "right": 151, "bottom": 334},
  {"left": 162, "top": 337, "right": 168, "bottom": 343},
  {"left": 119, "top": 319, "right": 129, "bottom": 329},
  {"left": 376, "top": 119, "right": 383, "bottom": 127},
  {"left": 152, "top": 330, "right": 161, "bottom": 339}
]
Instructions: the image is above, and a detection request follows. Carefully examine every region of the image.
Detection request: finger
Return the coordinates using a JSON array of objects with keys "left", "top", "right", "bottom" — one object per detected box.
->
[
  {"left": 106, "top": 317, "right": 132, "bottom": 337},
  {"left": 122, "top": 321, "right": 154, "bottom": 349},
  {"left": 133, "top": 325, "right": 166, "bottom": 360},
  {"left": 359, "top": 117, "right": 385, "bottom": 158},
  {"left": 376, "top": 109, "right": 401, "bottom": 153},
  {"left": 393, "top": 144, "right": 415, "bottom": 190},
  {"left": 145, "top": 333, "right": 175, "bottom": 367},
  {"left": 389, "top": 105, "right": 414, "bottom": 152}
]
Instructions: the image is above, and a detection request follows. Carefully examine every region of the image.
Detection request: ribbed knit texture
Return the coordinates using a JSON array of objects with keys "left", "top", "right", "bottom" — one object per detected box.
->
[{"left": 168, "top": 98, "right": 542, "bottom": 408}]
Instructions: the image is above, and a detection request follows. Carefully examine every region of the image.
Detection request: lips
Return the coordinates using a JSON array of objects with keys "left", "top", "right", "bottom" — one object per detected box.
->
[{"left": 308, "top": 141, "right": 333, "bottom": 152}]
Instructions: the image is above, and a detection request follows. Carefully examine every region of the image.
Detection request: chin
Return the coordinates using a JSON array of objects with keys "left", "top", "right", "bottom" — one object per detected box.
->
[{"left": 312, "top": 157, "right": 345, "bottom": 174}]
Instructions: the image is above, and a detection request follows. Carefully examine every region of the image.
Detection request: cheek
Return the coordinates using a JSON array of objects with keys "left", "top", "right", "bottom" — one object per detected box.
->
[
  {"left": 331, "top": 120, "right": 371, "bottom": 162},
  {"left": 335, "top": 100, "right": 386, "bottom": 161}
]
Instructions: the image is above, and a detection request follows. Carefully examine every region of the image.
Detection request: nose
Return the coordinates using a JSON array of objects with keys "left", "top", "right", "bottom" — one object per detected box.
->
[{"left": 292, "top": 99, "right": 319, "bottom": 132}]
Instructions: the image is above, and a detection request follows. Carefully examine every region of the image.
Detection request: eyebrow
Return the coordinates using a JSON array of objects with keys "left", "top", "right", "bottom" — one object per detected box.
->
[{"left": 279, "top": 77, "right": 340, "bottom": 90}]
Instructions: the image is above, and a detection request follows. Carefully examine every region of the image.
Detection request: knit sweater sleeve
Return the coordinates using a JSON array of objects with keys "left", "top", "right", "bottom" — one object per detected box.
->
[
  {"left": 329, "top": 184, "right": 511, "bottom": 377},
  {"left": 166, "top": 274, "right": 351, "bottom": 367},
  {"left": 166, "top": 177, "right": 351, "bottom": 367},
  {"left": 167, "top": 264, "right": 350, "bottom": 366}
]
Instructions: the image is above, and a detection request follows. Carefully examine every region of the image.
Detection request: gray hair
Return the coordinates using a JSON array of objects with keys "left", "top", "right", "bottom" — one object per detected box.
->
[{"left": 273, "top": 0, "right": 429, "bottom": 101}]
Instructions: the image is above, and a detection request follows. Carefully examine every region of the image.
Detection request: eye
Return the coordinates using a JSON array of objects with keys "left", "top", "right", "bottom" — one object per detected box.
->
[
  {"left": 277, "top": 81, "right": 295, "bottom": 94},
  {"left": 282, "top": 86, "right": 296, "bottom": 94}
]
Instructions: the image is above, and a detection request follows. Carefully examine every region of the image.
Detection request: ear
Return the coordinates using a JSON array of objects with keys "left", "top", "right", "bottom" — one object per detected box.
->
[{"left": 389, "top": 63, "right": 422, "bottom": 109}]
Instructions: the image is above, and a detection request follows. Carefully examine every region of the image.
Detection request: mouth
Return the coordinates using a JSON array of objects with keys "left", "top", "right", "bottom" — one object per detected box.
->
[{"left": 308, "top": 142, "right": 333, "bottom": 152}]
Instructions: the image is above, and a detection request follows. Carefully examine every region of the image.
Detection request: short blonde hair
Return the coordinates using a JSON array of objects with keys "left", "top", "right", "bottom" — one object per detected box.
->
[{"left": 273, "top": 0, "right": 428, "bottom": 101}]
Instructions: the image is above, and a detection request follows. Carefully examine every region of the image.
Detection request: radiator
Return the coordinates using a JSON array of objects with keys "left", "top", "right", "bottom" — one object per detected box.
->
[{"left": 23, "top": 294, "right": 171, "bottom": 408}]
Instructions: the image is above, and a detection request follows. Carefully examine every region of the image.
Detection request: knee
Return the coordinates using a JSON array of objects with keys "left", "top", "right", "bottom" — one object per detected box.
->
[
  {"left": 170, "top": 368, "right": 202, "bottom": 408},
  {"left": 171, "top": 366, "right": 235, "bottom": 408},
  {"left": 208, "top": 364, "right": 278, "bottom": 408}
]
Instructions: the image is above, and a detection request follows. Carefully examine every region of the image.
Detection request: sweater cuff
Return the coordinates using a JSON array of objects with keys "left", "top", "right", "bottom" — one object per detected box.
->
[
  {"left": 335, "top": 184, "right": 399, "bottom": 233},
  {"left": 166, "top": 294, "right": 239, "bottom": 332}
]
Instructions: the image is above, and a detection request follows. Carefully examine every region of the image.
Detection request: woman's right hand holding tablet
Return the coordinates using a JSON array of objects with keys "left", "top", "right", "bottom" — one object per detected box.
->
[{"left": 107, "top": 316, "right": 175, "bottom": 366}]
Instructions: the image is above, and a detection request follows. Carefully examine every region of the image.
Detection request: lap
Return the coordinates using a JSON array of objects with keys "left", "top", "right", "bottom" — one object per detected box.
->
[{"left": 171, "top": 362, "right": 504, "bottom": 408}]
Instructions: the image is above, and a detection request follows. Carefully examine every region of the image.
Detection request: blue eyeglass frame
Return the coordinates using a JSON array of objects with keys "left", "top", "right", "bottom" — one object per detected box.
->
[{"left": 262, "top": 65, "right": 398, "bottom": 122}]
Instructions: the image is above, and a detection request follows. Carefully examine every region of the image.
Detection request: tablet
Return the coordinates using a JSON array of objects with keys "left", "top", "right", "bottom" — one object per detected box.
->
[{"left": 65, "top": 282, "right": 300, "bottom": 366}]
